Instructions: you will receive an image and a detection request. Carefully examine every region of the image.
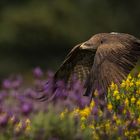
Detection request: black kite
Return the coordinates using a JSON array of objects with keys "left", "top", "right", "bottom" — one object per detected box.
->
[{"left": 40, "top": 33, "right": 140, "bottom": 100}]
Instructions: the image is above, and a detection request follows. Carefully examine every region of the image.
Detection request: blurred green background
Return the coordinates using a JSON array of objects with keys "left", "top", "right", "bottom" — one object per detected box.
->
[{"left": 0, "top": 0, "right": 140, "bottom": 79}]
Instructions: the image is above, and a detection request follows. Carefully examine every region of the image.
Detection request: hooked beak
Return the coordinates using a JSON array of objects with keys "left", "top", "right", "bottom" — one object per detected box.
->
[
  {"left": 80, "top": 43, "right": 91, "bottom": 49},
  {"left": 80, "top": 42, "right": 97, "bottom": 52}
]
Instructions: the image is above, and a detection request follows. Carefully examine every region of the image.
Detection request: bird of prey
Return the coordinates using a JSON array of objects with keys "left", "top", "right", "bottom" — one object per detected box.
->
[{"left": 40, "top": 32, "right": 140, "bottom": 101}]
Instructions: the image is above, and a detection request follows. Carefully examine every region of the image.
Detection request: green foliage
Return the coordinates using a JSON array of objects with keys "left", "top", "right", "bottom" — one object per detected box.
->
[{"left": 31, "top": 110, "right": 79, "bottom": 140}]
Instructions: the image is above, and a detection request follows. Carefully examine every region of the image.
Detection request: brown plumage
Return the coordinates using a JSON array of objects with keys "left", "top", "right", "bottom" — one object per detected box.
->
[
  {"left": 40, "top": 33, "right": 140, "bottom": 101},
  {"left": 84, "top": 33, "right": 140, "bottom": 97},
  {"left": 54, "top": 43, "right": 95, "bottom": 84}
]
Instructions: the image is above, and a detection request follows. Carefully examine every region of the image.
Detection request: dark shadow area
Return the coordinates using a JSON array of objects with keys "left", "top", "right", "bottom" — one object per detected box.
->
[{"left": 0, "top": 0, "right": 140, "bottom": 78}]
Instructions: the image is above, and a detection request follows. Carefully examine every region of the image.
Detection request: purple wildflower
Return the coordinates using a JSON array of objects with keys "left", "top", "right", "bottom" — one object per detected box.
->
[
  {"left": 21, "top": 103, "right": 33, "bottom": 115},
  {"left": 0, "top": 113, "right": 9, "bottom": 127},
  {"left": 33, "top": 67, "right": 43, "bottom": 78},
  {"left": 2, "top": 79, "right": 12, "bottom": 89}
]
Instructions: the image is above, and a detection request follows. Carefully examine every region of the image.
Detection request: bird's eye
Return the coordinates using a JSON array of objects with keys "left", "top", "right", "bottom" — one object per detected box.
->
[
  {"left": 100, "top": 39, "right": 106, "bottom": 44},
  {"left": 100, "top": 40, "right": 104, "bottom": 44}
]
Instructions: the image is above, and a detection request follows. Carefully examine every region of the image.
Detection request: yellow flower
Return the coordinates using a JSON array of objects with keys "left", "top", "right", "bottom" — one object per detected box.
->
[
  {"left": 81, "top": 123, "right": 86, "bottom": 129},
  {"left": 116, "top": 119, "right": 121, "bottom": 125},
  {"left": 137, "top": 117, "right": 140, "bottom": 124},
  {"left": 105, "top": 122, "right": 110, "bottom": 130},
  {"left": 125, "top": 79, "right": 131, "bottom": 89},
  {"left": 9, "top": 115, "right": 16, "bottom": 124},
  {"left": 113, "top": 114, "right": 117, "bottom": 120},
  {"left": 131, "top": 130, "right": 138, "bottom": 136},
  {"left": 121, "top": 81, "right": 126, "bottom": 88},
  {"left": 123, "top": 109, "right": 126, "bottom": 114},
  {"left": 60, "top": 109, "right": 68, "bottom": 119},
  {"left": 107, "top": 103, "right": 113, "bottom": 111},
  {"left": 90, "top": 100, "right": 95, "bottom": 108},
  {"left": 25, "top": 118, "right": 30, "bottom": 125},
  {"left": 113, "top": 90, "right": 119, "bottom": 97},
  {"left": 110, "top": 82, "right": 117, "bottom": 90},
  {"left": 71, "top": 108, "right": 79, "bottom": 117},
  {"left": 94, "top": 90, "right": 99, "bottom": 97},
  {"left": 124, "top": 98, "right": 129, "bottom": 106},
  {"left": 80, "top": 116, "right": 86, "bottom": 122},
  {"left": 136, "top": 89, "right": 140, "bottom": 94},
  {"left": 89, "top": 124, "right": 95, "bottom": 129},
  {"left": 136, "top": 80, "right": 140, "bottom": 86},
  {"left": 25, "top": 118, "right": 31, "bottom": 133},
  {"left": 92, "top": 133, "right": 99, "bottom": 140},
  {"left": 136, "top": 99, "right": 140, "bottom": 106},
  {"left": 15, "top": 121, "right": 22, "bottom": 132},
  {"left": 60, "top": 112, "right": 65, "bottom": 120},
  {"left": 138, "top": 73, "right": 140, "bottom": 78},
  {"left": 99, "top": 110, "right": 103, "bottom": 117},
  {"left": 25, "top": 124, "right": 31, "bottom": 133},
  {"left": 117, "top": 137, "right": 121, "bottom": 140},
  {"left": 131, "top": 97, "right": 136, "bottom": 103},
  {"left": 126, "top": 77, "right": 130, "bottom": 82},
  {"left": 79, "top": 107, "right": 90, "bottom": 117},
  {"left": 128, "top": 74, "right": 132, "bottom": 79},
  {"left": 124, "top": 131, "right": 129, "bottom": 136},
  {"left": 116, "top": 95, "right": 120, "bottom": 100},
  {"left": 129, "top": 82, "right": 134, "bottom": 87}
]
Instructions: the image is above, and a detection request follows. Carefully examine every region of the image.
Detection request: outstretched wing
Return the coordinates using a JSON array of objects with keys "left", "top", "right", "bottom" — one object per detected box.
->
[
  {"left": 54, "top": 43, "right": 95, "bottom": 85},
  {"left": 38, "top": 43, "right": 95, "bottom": 101},
  {"left": 85, "top": 36, "right": 140, "bottom": 97}
]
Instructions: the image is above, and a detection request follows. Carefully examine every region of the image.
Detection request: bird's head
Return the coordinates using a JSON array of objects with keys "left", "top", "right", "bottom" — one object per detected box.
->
[
  {"left": 80, "top": 33, "right": 107, "bottom": 50},
  {"left": 80, "top": 32, "right": 137, "bottom": 51}
]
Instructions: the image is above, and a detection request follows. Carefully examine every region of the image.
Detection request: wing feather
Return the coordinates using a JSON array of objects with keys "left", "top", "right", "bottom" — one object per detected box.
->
[
  {"left": 38, "top": 43, "right": 96, "bottom": 101},
  {"left": 54, "top": 43, "right": 95, "bottom": 85}
]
